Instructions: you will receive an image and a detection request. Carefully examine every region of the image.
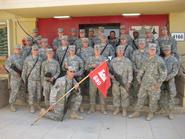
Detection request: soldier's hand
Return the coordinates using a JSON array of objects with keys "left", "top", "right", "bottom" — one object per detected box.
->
[{"left": 74, "top": 83, "right": 79, "bottom": 90}]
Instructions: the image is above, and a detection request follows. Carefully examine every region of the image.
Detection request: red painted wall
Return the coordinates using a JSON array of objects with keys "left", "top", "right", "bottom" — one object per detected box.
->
[{"left": 38, "top": 15, "right": 169, "bottom": 45}]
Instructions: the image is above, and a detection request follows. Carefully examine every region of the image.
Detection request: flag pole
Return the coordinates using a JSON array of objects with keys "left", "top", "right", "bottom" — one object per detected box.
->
[{"left": 30, "top": 57, "right": 111, "bottom": 126}]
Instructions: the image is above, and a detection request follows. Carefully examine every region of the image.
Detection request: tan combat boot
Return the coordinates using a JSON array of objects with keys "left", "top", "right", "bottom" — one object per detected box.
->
[
  {"left": 113, "top": 107, "right": 120, "bottom": 115},
  {"left": 128, "top": 111, "right": 140, "bottom": 118},
  {"left": 100, "top": 105, "right": 107, "bottom": 115},
  {"left": 10, "top": 104, "right": 16, "bottom": 112},
  {"left": 122, "top": 108, "right": 127, "bottom": 117},
  {"left": 88, "top": 104, "right": 96, "bottom": 114},
  {"left": 69, "top": 111, "right": 84, "bottom": 120},
  {"left": 30, "top": 105, "right": 35, "bottom": 113},
  {"left": 146, "top": 112, "right": 154, "bottom": 121}
]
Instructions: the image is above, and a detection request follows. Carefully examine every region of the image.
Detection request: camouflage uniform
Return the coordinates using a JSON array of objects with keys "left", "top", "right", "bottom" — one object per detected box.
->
[
  {"left": 41, "top": 56, "right": 60, "bottom": 106},
  {"left": 52, "top": 28, "right": 65, "bottom": 49},
  {"left": 44, "top": 75, "right": 82, "bottom": 121},
  {"left": 134, "top": 54, "right": 167, "bottom": 114},
  {"left": 108, "top": 37, "right": 119, "bottom": 49},
  {"left": 146, "top": 38, "right": 160, "bottom": 55},
  {"left": 110, "top": 54, "right": 133, "bottom": 114},
  {"left": 5, "top": 51, "right": 23, "bottom": 106},
  {"left": 56, "top": 46, "right": 68, "bottom": 64},
  {"left": 100, "top": 43, "right": 115, "bottom": 58},
  {"left": 22, "top": 47, "right": 42, "bottom": 108},
  {"left": 39, "top": 48, "right": 47, "bottom": 62},
  {"left": 68, "top": 28, "right": 78, "bottom": 45},
  {"left": 160, "top": 50, "right": 179, "bottom": 116}
]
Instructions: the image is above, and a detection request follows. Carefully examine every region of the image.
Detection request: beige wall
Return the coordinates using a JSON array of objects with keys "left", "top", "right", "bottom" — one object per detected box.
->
[{"left": 0, "top": 11, "right": 36, "bottom": 55}]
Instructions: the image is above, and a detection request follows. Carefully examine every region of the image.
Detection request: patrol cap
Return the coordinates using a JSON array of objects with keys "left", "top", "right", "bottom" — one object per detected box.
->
[
  {"left": 67, "top": 66, "right": 76, "bottom": 72},
  {"left": 41, "top": 38, "right": 48, "bottom": 43},
  {"left": 60, "top": 35, "right": 68, "bottom": 41},
  {"left": 89, "top": 28, "right": 94, "bottom": 32},
  {"left": 32, "top": 28, "right": 38, "bottom": 33},
  {"left": 116, "top": 45, "right": 124, "bottom": 52},
  {"left": 120, "top": 25, "right": 126, "bottom": 29},
  {"left": 71, "top": 28, "right": 77, "bottom": 33},
  {"left": 58, "top": 28, "right": 64, "bottom": 33},
  {"left": 46, "top": 48, "right": 54, "bottom": 53},
  {"left": 32, "top": 45, "right": 39, "bottom": 51},
  {"left": 69, "top": 45, "right": 76, "bottom": 51},
  {"left": 82, "top": 38, "right": 89, "bottom": 43},
  {"left": 148, "top": 43, "right": 157, "bottom": 49},
  {"left": 162, "top": 45, "right": 171, "bottom": 51},
  {"left": 98, "top": 27, "right": 104, "bottom": 32},
  {"left": 79, "top": 29, "right": 85, "bottom": 33},
  {"left": 15, "top": 45, "right": 22, "bottom": 49},
  {"left": 161, "top": 26, "right": 167, "bottom": 31},
  {"left": 138, "top": 38, "right": 146, "bottom": 44},
  {"left": 120, "top": 35, "right": 127, "bottom": 41},
  {"left": 94, "top": 44, "right": 101, "bottom": 50}
]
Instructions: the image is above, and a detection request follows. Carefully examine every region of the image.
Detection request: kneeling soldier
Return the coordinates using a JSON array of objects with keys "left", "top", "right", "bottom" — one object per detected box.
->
[{"left": 40, "top": 66, "right": 83, "bottom": 121}]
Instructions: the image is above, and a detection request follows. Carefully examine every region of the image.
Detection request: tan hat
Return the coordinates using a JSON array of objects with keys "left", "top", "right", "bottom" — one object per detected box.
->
[
  {"left": 60, "top": 35, "right": 68, "bottom": 41},
  {"left": 98, "top": 27, "right": 104, "bottom": 32},
  {"left": 148, "top": 43, "right": 157, "bottom": 49},
  {"left": 82, "top": 38, "right": 89, "bottom": 43},
  {"left": 79, "top": 29, "right": 85, "bottom": 33},
  {"left": 32, "top": 45, "right": 39, "bottom": 51},
  {"left": 68, "top": 66, "right": 76, "bottom": 72},
  {"left": 58, "top": 28, "right": 64, "bottom": 32},
  {"left": 120, "top": 25, "right": 126, "bottom": 29},
  {"left": 162, "top": 45, "right": 171, "bottom": 51},
  {"left": 116, "top": 45, "right": 124, "bottom": 52}
]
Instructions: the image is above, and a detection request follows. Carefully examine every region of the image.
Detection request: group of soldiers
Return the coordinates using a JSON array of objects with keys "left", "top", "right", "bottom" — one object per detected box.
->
[{"left": 5, "top": 25, "right": 180, "bottom": 121}]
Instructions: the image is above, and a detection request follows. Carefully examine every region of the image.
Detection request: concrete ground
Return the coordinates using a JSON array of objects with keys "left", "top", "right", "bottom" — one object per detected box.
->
[{"left": 0, "top": 106, "right": 185, "bottom": 139}]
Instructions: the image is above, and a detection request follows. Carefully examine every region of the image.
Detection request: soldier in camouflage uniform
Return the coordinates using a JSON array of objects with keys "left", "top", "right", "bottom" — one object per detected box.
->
[
  {"left": 39, "top": 38, "right": 49, "bottom": 62},
  {"left": 52, "top": 28, "right": 65, "bottom": 50},
  {"left": 32, "top": 28, "right": 42, "bottom": 45},
  {"left": 22, "top": 45, "right": 42, "bottom": 113},
  {"left": 158, "top": 26, "right": 177, "bottom": 56},
  {"left": 5, "top": 45, "right": 23, "bottom": 112},
  {"left": 41, "top": 48, "right": 60, "bottom": 107},
  {"left": 93, "top": 27, "right": 105, "bottom": 45},
  {"left": 63, "top": 45, "right": 84, "bottom": 81},
  {"left": 56, "top": 35, "right": 69, "bottom": 64},
  {"left": 129, "top": 43, "right": 167, "bottom": 121},
  {"left": 99, "top": 35, "right": 115, "bottom": 58},
  {"left": 160, "top": 45, "right": 179, "bottom": 120},
  {"left": 22, "top": 36, "right": 33, "bottom": 60},
  {"left": 132, "top": 30, "right": 140, "bottom": 50},
  {"left": 119, "top": 35, "right": 134, "bottom": 60},
  {"left": 88, "top": 28, "right": 95, "bottom": 47},
  {"left": 145, "top": 29, "right": 160, "bottom": 55},
  {"left": 86, "top": 44, "right": 107, "bottom": 114},
  {"left": 108, "top": 30, "right": 119, "bottom": 49},
  {"left": 74, "top": 29, "right": 86, "bottom": 51},
  {"left": 68, "top": 28, "right": 78, "bottom": 45},
  {"left": 40, "top": 66, "right": 83, "bottom": 121},
  {"left": 131, "top": 38, "right": 148, "bottom": 101},
  {"left": 119, "top": 25, "right": 133, "bottom": 46},
  {"left": 110, "top": 45, "right": 133, "bottom": 117}
]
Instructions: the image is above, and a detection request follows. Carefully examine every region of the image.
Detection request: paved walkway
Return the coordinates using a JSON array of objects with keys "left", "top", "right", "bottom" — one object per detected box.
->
[{"left": 0, "top": 106, "right": 185, "bottom": 139}]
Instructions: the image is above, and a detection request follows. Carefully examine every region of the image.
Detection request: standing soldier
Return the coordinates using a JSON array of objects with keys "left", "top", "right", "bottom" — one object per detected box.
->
[
  {"left": 62, "top": 45, "right": 84, "bottom": 82},
  {"left": 41, "top": 48, "right": 60, "bottom": 107},
  {"left": 74, "top": 29, "right": 86, "bottom": 51},
  {"left": 40, "top": 66, "right": 83, "bottom": 121},
  {"left": 108, "top": 31, "right": 119, "bottom": 49},
  {"left": 5, "top": 45, "right": 23, "bottom": 112},
  {"left": 158, "top": 26, "right": 177, "bottom": 56},
  {"left": 86, "top": 44, "right": 107, "bottom": 114},
  {"left": 39, "top": 38, "right": 49, "bottom": 62},
  {"left": 93, "top": 27, "right": 105, "bottom": 45},
  {"left": 110, "top": 45, "right": 133, "bottom": 117},
  {"left": 131, "top": 38, "right": 148, "bottom": 101},
  {"left": 88, "top": 28, "right": 95, "bottom": 47},
  {"left": 119, "top": 25, "right": 133, "bottom": 46},
  {"left": 32, "top": 28, "right": 42, "bottom": 45},
  {"left": 68, "top": 28, "right": 78, "bottom": 45},
  {"left": 99, "top": 35, "right": 115, "bottom": 58},
  {"left": 22, "top": 45, "right": 42, "bottom": 113},
  {"left": 52, "top": 28, "right": 65, "bottom": 50},
  {"left": 21, "top": 36, "right": 33, "bottom": 60},
  {"left": 160, "top": 45, "right": 179, "bottom": 120},
  {"left": 119, "top": 36, "right": 134, "bottom": 60},
  {"left": 129, "top": 43, "right": 167, "bottom": 121},
  {"left": 132, "top": 30, "right": 140, "bottom": 50},
  {"left": 56, "top": 35, "right": 69, "bottom": 64}
]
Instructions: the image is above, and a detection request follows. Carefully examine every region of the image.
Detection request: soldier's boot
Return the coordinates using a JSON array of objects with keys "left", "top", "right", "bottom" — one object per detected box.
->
[
  {"left": 80, "top": 106, "right": 84, "bottom": 113},
  {"left": 146, "top": 112, "right": 154, "bottom": 121},
  {"left": 69, "top": 111, "right": 84, "bottom": 120},
  {"left": 113, "top": 107, "right": 120, "bottom": 115},
  {"left": 128, "top": 111, "right": 140, "bottom": 118},
  {"left": 39, "top": 108, "right": 46, "bottom": 117},
  {"left": 122, "top": 108, "right": 127, "bottom": 117},
  {"left": 30, "top": 105, "right": 35, "bottom": 113},
  {"left": 10, "top": 104, "right": 16, "bottom": 112},
  {"left": 168, "top": 112, "right": 175, "bottom": 120},
  {"left": 87, "top": 105, "right": 96, "bottom": 114},
  {"left": 100, "top": 105, "right": 107, "bottom": 115}
]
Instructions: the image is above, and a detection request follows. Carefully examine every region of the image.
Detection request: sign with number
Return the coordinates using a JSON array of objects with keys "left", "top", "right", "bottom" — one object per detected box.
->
[{"left": 171, "top": 33, "right": 185, "bottom": 42}]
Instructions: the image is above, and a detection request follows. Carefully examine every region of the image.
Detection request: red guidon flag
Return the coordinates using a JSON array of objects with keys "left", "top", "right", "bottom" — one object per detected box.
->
[{"left": 89, "top": 61, "right": 111, "bottom": 97}]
